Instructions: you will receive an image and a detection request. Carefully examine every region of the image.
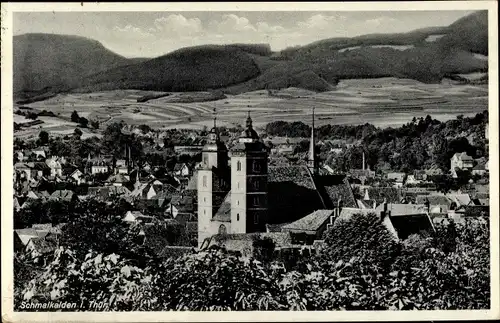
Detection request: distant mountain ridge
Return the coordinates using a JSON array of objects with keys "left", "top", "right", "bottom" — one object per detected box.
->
[{"left": 13, "top": 11, "right": 488, "bottom": 101}]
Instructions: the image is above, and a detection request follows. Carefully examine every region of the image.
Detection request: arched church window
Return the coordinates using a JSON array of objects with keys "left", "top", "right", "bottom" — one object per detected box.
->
[
  {"left": 218, "top": 224, "right": 227, "bottom": 235},
  {"left": 253, "top": 179, "right": 260, "bottom": 190},
  {"left": 237, "top": 161, "right": 242, "bottom": 171},
  {"left": 253, "top": 161, "right": 261, "bottom": 172}
]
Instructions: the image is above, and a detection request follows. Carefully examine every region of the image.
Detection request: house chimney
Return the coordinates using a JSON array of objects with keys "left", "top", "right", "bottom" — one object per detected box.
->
[
  {"left": 424, "top": 198, "right": 430, "bottom": 214},
  {"left": 337, "top": 199, "right": 343, "bottom": 217},
  {"left": 381, "top": 198, "right": 388, "bottom": 220}
]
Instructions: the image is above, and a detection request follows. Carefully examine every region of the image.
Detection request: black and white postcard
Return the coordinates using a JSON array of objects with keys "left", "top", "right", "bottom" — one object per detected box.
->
[{"left": 1, "top": 1, "right": 498, "bottom": 322}]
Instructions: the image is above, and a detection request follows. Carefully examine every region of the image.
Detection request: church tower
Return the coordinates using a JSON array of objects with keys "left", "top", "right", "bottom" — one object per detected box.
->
[
  {"left": 230, "top": 112, "right": 269, "bottom": 234},
  {"left": 197, "top": 109, "right": 230, "bottom": 247},
  {"left": 307, "top": 107, "right": 318, "bottom": 174}
]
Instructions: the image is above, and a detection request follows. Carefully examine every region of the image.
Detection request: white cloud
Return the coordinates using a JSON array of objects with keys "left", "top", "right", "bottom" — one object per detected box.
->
[
  {"left": 112, "top": 25, "right": 154, "bottom": 38},
  {"left": 297, "top": 14, "right": 346, "bottom": 30},
  {"left": 153, "top": 14, "right": 203, "bottom": 36},
  {"left": 256, "top": 22, "right": 285, "bottom": 33},
  {"left": 210, "top": 14, "right": 257, "bottom": 33},
  {"left": 365, "top": 17, "right": 399, "bottom": 27}
]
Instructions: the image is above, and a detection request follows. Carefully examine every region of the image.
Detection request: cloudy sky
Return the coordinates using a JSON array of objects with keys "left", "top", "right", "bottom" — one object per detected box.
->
[{"left": 14, "top": 11, "right": 474, "bottom": 58}]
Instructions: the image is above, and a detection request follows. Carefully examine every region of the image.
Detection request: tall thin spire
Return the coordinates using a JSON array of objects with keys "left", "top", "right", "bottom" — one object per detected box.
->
[
  {"left": 213, "top": 107, "right": 217, "bottom": 129},
  {"left": 308, "top": 107, "right": 317, "bottom": 173},
  {"left": 246, "top": 110, "right": 253, "bottom": 129},
  {"left": 362, "top": 150, "right": 365, "bottom": 171}
]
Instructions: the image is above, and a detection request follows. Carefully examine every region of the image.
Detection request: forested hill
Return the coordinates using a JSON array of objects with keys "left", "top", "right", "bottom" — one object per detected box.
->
[
  {"left": 266, "top": 111, "right": 489, "bottom": 173},
  {"left": 14, "top": 11, "right": 488, "bottom": 101}
]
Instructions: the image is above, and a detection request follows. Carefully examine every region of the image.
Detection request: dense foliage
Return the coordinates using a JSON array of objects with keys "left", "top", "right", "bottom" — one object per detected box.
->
[
  {"left": 266, "top": 112, "right": 488, "bottom": 173},
  {"left": 17, "top": 212, "right": 490, "bottom": 311}
]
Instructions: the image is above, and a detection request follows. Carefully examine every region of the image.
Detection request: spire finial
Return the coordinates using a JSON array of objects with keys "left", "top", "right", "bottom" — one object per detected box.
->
[{"left": 246, "top": 110, "right": 252, "bottom": 129}]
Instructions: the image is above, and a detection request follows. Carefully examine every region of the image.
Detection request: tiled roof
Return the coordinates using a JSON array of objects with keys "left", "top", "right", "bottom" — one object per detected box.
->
[
  {"left": 281, "top": 209, "right": 334, "bottom": 232},
  {"left": 88, "top": 186, "right": 131, "bottom": 199},
  {"left": 416, "top": 195, "right": 453, "bottom": 206},
  {"left": 448, "top": 194, "right": 472, "bottom": 206},
  {"left": 268, "top": 166, "right": 324, "bottom": 224},
  {"left": 212, "top": 192, "right": 231, "bottom": 222},
  {"left": 389, "top": 213, "right": 434, "bottom": 240},
  {"left": 268, "top": 166, "right": 316, "bottom": 189},
  {"left": 316, "top": 175, "right": 357, "bottom": 209},
  {"left": 185, "top": 170, "right": 198, "bottom": 190},
  {"left": 107, "top": 174, "right": 130, "bottom": 183},
  {"left": 185, "top": 221, "right": 198, "bottom": 233},
  {"left": 49, "top": 190, "right": 74, "bottom": 200},
  {"left": 27, "top": 237, "right": 58, "bottom": 254},
  {"left": 266, "top": 223, "right": 289, "bottom": 232},
  {"left": 375, "top": 203, "right": 428, "bottom": 216},
  {"left": 335, "top": 208, "right": 377, "bottom": 224},
  {"left": 387, "top": 172, "right": 406, "bottom": 181},
  {"left": 454, "top": 152, "right": 473, "bottom": 161},
  {"left": 366, "top": 187, "right": 402, "bottom": 204},
  {"left": 357, "top": 199, "right": 377, "bottom": 209}
]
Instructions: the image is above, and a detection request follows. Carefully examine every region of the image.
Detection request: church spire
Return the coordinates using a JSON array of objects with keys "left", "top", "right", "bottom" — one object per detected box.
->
[
  {"left": 246, "top": 110, "right": 253, "bottom": 129},
  {"left": 208, "top": 107, "right": 220, "bottom": 143},
  {"left": 308, "top": 107, "right": 317, "bottom": 173}
]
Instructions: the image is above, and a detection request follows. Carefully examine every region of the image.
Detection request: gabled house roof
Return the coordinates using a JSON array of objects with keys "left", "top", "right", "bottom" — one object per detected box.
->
[
  {"left": 212, "top": 192, "right": 231, "bottom": 223},
  {"left": 375, "top": 203, "right": 428, "bottom": 216},
  {"left": 453, "top": 152, "right": 473, "bottom": 161},
  {"left": 49, "top": 189, "right": 75, "bottom": 201},
  {"left": 281, "top": 209, "right": 334, "bottom": 232},
  {"left": 416, "top": 195, "right": 453, "bottom": 206},
  {"left": 389, "top": 213, "right": 434, "bottom": 240}
]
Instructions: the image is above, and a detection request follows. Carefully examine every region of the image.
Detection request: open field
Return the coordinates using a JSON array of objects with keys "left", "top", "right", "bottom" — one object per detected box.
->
[{"left": 14, "top": 78, "right": 488, "bottom": 136}]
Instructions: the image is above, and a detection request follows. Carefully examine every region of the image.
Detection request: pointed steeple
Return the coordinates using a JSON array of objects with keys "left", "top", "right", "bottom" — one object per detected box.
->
[
  {"left": 208, "top": 107, "right": 220, "bottom": 143},
  {"left": 308, "top": 107, "right": 317, "bottom": 173}
]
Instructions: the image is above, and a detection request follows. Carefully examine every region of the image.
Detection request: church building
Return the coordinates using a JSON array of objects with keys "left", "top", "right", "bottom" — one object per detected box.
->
[{"left": 197, "top": 110, "right": 357, "bottom": 248}]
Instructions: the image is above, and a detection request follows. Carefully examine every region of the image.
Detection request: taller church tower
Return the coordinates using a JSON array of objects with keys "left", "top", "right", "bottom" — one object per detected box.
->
[
  {"left": 197, "top": 110, "right": 230, "bottom": 247},
  {"left": 230, "top": 112, "right": 269, "bottom": 234}
]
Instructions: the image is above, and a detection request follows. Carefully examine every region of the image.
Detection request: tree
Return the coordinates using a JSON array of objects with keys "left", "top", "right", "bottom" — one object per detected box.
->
[
  {"left": 78, "top": 117, "right": 89, "bottom": 128},
  {"left": 71, "top": 111, "right": 80, "bottom": 123},
  {"left": 90, "top": 120, "right": 100, "bottom": 129},
  {"left": 73, "top": 128, "right": 83, "bottom": 138},
  {"left": 38, "top": 131, "right": 49, "bottom": 145},
  {"left": 322, "top": 212, "right": 401, "bottom": 268}
]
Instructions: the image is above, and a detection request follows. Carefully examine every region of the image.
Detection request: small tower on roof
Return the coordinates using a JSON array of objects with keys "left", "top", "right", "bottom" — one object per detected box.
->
[
  {"left": 200, "top": 107, "right": 228, "bottom": 170},
  {"left": 307, "top": 107, "right": 318, "bottom": 174}
]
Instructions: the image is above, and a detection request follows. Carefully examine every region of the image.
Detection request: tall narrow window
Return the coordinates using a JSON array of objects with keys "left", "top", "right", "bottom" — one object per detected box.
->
[
  {"left": 237, "top": 213, "right": 240, "bottom": 221},
  {"left": 202, "top": 175, "right": 207, "bottom": 187},
  {"left": 237, "top": 160, "right": 242, "bottom": 171},
  {"left": 254, "top": 213, "right": 259, "bottom": 224},
  {"left": 253, "top": 161, "right": 261, "bottom": 172},
  {"left": 253, "top": 196, "right": 260, "bottom": 206}
]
